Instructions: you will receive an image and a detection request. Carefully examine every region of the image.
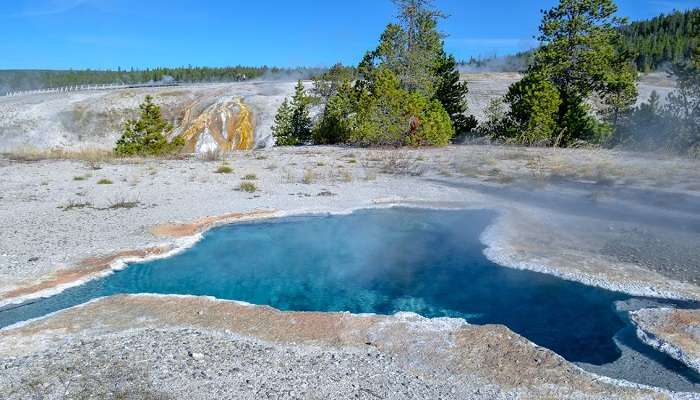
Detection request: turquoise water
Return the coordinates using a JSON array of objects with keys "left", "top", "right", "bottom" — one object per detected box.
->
[{"left": 1, "top": 207, "right": 698, "bottom": 388}]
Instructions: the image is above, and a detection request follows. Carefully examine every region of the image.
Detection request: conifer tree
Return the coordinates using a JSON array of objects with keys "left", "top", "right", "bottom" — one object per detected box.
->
[
  {"left": 289, "top": 80, "right": 313, "bottom": 143},
  {"left": 527, "top": 0, "right": 637, "bottom": 144},
  {"left": 272, "top": 81, "right": 312, "bottom": 145},
  {"left": 434, "top": 51, "right": 477, "bottom": 135},
  {"left": 271, "top": 98, "right": 295, "bottom": 145},
  {"left": 114, "top": 95, "right": 183, "bottom": 156}
]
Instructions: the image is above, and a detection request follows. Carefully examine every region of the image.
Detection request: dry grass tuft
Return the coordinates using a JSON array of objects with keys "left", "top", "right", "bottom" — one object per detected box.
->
[
  {"left": 97, "top": 178, "right": 113, "bottom": 185},
  {"left": 340, "top": 169, "right": 353, "bottom": 182},
  {"left": 198, "top": 149, "right": 224, "bottom": 162},
  {"left": 239, "top": 181, "right": 257, "bottom": 193},
  {"left": 379, "top": 151, "right": 425, "bottom": 176},
  {"left": 5, "top": 148, "right": 116, "bottom": 163},
  {"left": 105, "top": 197, "right": 141, "bottom": 210},
  {"left": 302, "top": 168, "right": 317, "bottom": 184},
  {"left": 215, "top": 164, "right": 234, "bottom": 174},
  {"left": 59, "top": 199, "right": 93, "bottom": 211}
]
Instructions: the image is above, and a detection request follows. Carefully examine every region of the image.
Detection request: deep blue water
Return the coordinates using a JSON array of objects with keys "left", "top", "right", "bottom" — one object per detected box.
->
[{"left": 1, "top": 207, "right": 699, "bottom": 388}]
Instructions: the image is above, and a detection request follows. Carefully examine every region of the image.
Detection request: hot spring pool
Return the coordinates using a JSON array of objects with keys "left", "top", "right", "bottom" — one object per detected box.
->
[{"left": 1, "top": 207, "right": 699, "bottom": 390}]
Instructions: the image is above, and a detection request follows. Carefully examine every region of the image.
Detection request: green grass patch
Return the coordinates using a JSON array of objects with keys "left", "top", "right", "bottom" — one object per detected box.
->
[
  {"left": 215, "top": 165, "right": 234, "bottom": 174},
  {"left": 239, "top": 181, "right": 257, "bottom": 193}
]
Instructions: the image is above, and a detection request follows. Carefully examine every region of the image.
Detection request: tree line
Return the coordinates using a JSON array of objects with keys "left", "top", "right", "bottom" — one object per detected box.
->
[
  {"left": 457, "top": 8, "right": 699, "bottom": 74},
  {"left": 273, "top": 0, "right": 699, "bottom": 157},
  {"left": 621, "top": 8, "right": 700, "bottom": 72},
  {"left": 0, "top": 66, "right": 323, "bottom": 93}
]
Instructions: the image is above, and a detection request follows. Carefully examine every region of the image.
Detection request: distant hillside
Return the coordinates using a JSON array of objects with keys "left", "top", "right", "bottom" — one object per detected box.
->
[
  {"left": 460, "top": 8, "right": 699, "bottom": 73},
  {"left": 621, "top": 8, "right": 699, "bottom": 72},
  {"left": 459, "top": 52, "right": 533, "bottom": 73},
  {"left": 0, "top": 66, "right": 324, "bottom": 94}
]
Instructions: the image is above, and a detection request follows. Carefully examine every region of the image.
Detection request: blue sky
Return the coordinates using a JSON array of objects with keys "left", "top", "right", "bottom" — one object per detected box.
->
[{"left": 0, "top": 0, "right": 698, "bottom": 70}]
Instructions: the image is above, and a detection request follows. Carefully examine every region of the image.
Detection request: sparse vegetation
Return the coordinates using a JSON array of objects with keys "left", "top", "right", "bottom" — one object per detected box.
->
[
  {"left": 198, "top": 149, "right": 223, "bottom": 162},
  {"left": 59, "top": 199, "right": 93, "bottom": 211},
  {"left": 281, "top": 168, "right": 296, "bottom": 183},
  {"left": 302, "top": 168, "right": 317, "bottom": 184},
  {"left": 97, "top": 178, "right": 113, "bottom": 185},
  {"left": 5, "top": 148, "right": 116, "bottom": 162},
  {"left": 215, "top": 164, "right": 234, "bottom": 174},
  {"left": 340, "top": 169, "right": 353, "bottom": 182},
  {"left": 242, "top": 173, "right": 257, "bottom": 180},
  {"left": 106, "top": 197, "right": 141, "bottom": 210},
  {"left": 73, "top": 175, "right": 88, "bottom": 181},
  {"left": 379, "top": 151, "right": 426, "bottom": 176},
  {"left": 239, "top": 181, "right": 257, "bottom": 193}
]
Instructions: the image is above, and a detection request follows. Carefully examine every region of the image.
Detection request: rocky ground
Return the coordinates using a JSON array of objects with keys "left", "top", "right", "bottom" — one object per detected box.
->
[
  {"left": 0, "top": 145, "right": 699, "bottom": 399},
  {"left": 0, "top": 295, "right": 693, "bottom": 400},
  {"left": 632, "top": 308, "right": 700, "bottom": 374}
]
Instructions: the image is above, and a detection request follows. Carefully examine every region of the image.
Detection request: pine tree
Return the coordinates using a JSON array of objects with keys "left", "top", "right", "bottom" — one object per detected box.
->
[
  {"left": 528, "top": 0, "right": 638, "bottom": 144},
  {"left": 114, "top": 95, "right": 182, "bottom": 156},
  {"left": 272, "top": 81, "right": 312, "bottom": 145},
  {"left": 433, "top": 51, "right": 477, "bottom": 135},
  {"left": 289, "top": 80, "right": 312, "bottom": 143},
  {"left": 364, "top": 0, "right": 446, "bottom": 97},
  {"left": 311, "top": 0, "right": 468, "bottom": 147},
  {"left": 271, "top": 98, "right": 295, "bottom": 145}
]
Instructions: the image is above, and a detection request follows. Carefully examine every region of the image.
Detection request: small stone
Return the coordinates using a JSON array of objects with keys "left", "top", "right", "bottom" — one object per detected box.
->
[{"left": 188, "top": 351, "right": 204, "bottom": 360}]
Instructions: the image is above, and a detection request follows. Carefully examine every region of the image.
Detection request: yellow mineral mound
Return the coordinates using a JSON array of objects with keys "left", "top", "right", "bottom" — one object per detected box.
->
[{"left": 178, "top": 98, "right": 255, "bottom": 152}]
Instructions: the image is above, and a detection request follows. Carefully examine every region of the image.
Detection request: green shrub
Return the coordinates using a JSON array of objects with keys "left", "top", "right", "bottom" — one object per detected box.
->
[
  {"left": 313, "top": 80, "right": 357, "bottom": 145},
  {"left": 97, "top": 178, "right": 113, "bottom": 185},
  {"left": 500, "top": 74, "right": 562, "bottom": 145},
  {"left": 345, "top": 69, "right": 453, "bottom": 146},
  {"left": 405, "top": 97, "right": 454, "bottom": 146}
]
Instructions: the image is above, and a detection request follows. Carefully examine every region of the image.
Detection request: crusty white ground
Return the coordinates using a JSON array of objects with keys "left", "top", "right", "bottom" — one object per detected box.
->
[
  {"left": 1, "top": 145, "right": 700, "bottom": 398},
  {"left": 1, "top": 145, "right": 699, "bottom": 302}
]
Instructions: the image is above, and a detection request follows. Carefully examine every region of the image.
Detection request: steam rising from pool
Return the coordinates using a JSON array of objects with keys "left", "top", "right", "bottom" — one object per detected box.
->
[{"left": 1, "top": 208, "right": 698, "bottom": 390}]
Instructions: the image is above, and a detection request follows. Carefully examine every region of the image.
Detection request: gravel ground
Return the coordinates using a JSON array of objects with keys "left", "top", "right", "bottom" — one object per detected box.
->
[
  {"left": 631, "top": 308, "right": 700, "bottom": 374},
  {"left": 1, "top": 295, "right": 692, "bottom": 400},
  {"left": 1, "top": 328, "right": 488, "bottom": 400}
]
